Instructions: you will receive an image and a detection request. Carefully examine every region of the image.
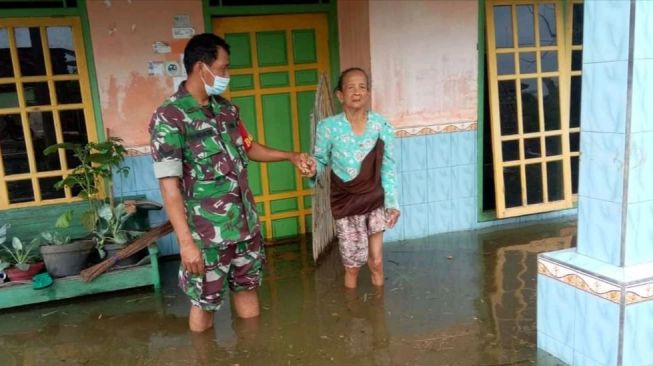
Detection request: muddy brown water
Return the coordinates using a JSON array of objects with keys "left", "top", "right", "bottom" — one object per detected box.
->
[{"left": 0, "top": 219, "right": 575, "bottom": 366}]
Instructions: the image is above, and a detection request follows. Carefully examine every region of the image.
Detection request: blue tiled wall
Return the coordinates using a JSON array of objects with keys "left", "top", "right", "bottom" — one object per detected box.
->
[
  {"left": 624, "top": 300, "right": 653, "bottom": 365},
  {"left": 537, "top": 275, "right": 576, "bottom": 364},
  {"left": 386, "top": 132, "right": 477, "bottom": 242},
  {"left": 384, "top": 131, "right": 577, "bottom": 242},
  {"left": 537, "top": 274, "right": 621, "bottom": 366},
  {"left": 624, "top": 16, "right": 653, "bottom": 266},
  {"left": 113, "top": 155, "right": 177, "bottom": 255}
]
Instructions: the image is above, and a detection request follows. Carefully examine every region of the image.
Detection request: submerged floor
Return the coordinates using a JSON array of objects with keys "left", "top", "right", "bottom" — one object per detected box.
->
[{"left": 0, "top": 218, "right": 577, "bottom": 366}]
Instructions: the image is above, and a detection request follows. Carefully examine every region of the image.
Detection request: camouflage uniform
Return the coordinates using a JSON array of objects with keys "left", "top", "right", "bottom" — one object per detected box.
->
[{"left": 149, "top": 82, "right": 264, "bottom": 311}]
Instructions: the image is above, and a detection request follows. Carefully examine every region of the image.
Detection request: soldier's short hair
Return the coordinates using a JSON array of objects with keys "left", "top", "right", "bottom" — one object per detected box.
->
[{"left": 183, "top": 33, "right": 231, "bottom": 75}]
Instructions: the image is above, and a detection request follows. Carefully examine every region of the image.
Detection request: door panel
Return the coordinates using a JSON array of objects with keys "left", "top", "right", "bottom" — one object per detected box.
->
[{"left": 213, "top": 14, "right": 329, "bottom": 239}]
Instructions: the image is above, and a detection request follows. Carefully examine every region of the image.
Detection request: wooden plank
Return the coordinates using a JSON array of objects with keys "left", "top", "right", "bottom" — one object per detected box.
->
[{"left": 0, "top": 264, "right": 155, "bottom": 310}]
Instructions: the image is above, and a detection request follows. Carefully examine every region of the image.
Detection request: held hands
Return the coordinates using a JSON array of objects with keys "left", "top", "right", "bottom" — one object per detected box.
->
[
  {"left": 385, "top": 208, "right": 400, "bottom": 229},
  {"left": 290, "top": 153, "right": 317, "bottom": 178}
]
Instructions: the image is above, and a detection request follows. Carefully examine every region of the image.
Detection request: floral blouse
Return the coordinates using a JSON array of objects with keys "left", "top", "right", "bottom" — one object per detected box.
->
[{"left": 312, "top": 111, "right": 398, "bottom": 210}]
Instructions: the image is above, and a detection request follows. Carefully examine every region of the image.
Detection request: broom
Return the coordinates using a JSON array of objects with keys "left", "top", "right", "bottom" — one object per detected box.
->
[
  {"left": 310, "top": 73, "right": 337, "bottom": 262},
  {"left": 80, "top": 221, "right": 173, "bottom": 282}
]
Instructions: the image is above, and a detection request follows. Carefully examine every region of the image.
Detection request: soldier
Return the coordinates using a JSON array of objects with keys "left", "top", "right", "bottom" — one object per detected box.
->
[{"left": 149, "top": 33, "right": 315, "bottom": 332}]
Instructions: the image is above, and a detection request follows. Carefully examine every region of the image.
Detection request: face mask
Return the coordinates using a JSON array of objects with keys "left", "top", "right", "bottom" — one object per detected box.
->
[{"left": 202, "top": 64, "right": 230, "bottom": 96}]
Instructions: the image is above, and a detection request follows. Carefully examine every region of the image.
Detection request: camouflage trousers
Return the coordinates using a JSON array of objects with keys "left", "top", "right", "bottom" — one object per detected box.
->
[
  {"left": 335, "top": 207, "right": 386, "bottom": 268},
  {"left": 178, "top": 235, "right": 266, "bottom": 311}
]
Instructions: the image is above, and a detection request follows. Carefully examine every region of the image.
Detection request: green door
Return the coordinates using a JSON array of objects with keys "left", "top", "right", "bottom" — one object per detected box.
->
[{"left": 213, "top": 14, "right": 330, "bottom": 240}]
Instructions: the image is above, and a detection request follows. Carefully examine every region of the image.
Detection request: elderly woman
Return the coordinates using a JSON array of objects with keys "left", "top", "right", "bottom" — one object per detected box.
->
[{"left": 309, "top": 67, "right": 400, "bottom": 289}]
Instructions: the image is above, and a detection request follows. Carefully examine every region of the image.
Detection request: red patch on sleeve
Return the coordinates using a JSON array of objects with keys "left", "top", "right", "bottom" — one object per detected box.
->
[{"left": 238, "top": 121, "right": 254, "bottom": 151}]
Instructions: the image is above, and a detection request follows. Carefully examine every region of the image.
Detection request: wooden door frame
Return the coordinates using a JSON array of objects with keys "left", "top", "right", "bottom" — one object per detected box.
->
[
  {"left": 483, "top": 0, "right": 574, "bottom": 219},
  {"left": 202, "top": 0, "right": 340, "bottom": 90}
]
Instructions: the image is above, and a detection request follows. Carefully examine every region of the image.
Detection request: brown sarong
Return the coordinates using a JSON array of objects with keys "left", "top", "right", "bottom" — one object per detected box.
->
[{"left": 330, "top": 139, "right": 385, "bottom": 220}]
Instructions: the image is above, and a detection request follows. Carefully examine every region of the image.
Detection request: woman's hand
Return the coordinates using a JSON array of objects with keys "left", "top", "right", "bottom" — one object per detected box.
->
[
  {"left": 385, "top": 208, "right": 401, "bottom": 229},
  {"left": 290, "top": 153, "right": 317, "bottom": 177}
]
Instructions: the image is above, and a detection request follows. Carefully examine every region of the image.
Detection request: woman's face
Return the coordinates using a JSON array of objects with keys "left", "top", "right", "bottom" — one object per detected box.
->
[{"left": 336, "top": 70, "right": 369, "bottom": 110}]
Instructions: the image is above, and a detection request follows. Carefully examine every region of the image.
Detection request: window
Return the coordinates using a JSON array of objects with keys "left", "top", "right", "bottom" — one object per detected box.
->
[
  {"left": 0, "top": 0, "right": 78, "bottom": 9},
  {"left": 483, "top": 1, "right": 582, "bottom": 218},
  {"left": 0, "top": 18, "right": 97, "bottom": 209},
  {"left": 568, "top": 1, "right": 583, "bottom": 195}
]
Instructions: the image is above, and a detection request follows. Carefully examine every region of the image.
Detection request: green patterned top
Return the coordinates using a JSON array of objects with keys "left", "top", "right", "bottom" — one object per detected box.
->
[
  {"left": 313, "top": 112, "right": 398, "bottom": 209},
  {"left": 149, "top": 83, "right": 259, "bottom": 248}
]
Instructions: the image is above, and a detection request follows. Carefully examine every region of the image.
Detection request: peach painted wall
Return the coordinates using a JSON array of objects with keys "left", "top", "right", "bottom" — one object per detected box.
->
[
  {"left": 337, "top": 0, "right": 371, "bottom": 74},
  {"left": 369, "top": 1, "right": 478, "bottom": 129},
  {"left": 87, "top": 0, "right": 203, "bottom": 148}
]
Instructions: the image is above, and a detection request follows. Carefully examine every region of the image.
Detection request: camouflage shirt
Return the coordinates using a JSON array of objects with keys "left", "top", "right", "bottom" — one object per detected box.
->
[{"left": 149, "top": 83, "right": 259, "bottom": 248}]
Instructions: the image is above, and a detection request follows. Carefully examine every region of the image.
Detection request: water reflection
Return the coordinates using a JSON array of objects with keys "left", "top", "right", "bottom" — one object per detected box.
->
[{"left": 479, "top": 222, "right": 575, "bottom": 364}]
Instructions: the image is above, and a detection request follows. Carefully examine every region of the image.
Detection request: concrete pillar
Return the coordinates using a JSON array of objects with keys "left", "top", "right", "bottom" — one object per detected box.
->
[{"left": 537, "top": 1, "right": 653, "bottom": 365}]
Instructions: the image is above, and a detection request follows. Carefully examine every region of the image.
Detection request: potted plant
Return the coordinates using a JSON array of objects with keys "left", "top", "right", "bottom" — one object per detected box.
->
[
  {"left": 39, "top": 211, "right": 95, "bottom": 278},
  {"left": 0, "top": 224, "right": 45, "bottom": 282},
  {"left": 94, "top": 202, "right": 144, "bottom": 265},
  {"left": 44, "top": 137, "right": 129, "bottom": 231},
  {"left": 44, "top": 138, "right": 130, "bottom": 270}
]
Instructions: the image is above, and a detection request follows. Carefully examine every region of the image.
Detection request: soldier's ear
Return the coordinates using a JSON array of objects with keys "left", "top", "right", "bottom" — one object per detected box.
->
[{"left": 191, "top": 62, "right": 204, "bottom": 76}]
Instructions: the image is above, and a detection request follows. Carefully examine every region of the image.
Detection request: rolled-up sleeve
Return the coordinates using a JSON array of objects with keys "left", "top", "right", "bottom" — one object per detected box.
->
[
  {"left": 149, "top": 106, "right": 184, "bottom": 179},
  {"left": 380, "top": 118, "right": 398, "bottom": 209}
]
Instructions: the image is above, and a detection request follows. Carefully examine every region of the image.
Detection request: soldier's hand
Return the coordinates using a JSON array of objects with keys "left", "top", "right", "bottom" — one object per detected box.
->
[
  {"left": 290, "top": 152, "right": 313, "bottom": 177},
  {"left": 304, "top": 156, "right": 317, "bottom": 178},
  {"left": 180, "top": 243, "right": 205, "bottom": 275}
]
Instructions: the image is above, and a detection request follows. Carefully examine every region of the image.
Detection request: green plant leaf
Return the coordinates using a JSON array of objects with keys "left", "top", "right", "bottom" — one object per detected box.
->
[
  {"left": 126, "top": 230, "right": 144, "bottom": 239},
  {"left": 43, "top": 142, "right": 78, "bottom": 155},
  {"left": 12, "top": 237, "right": 22, "bottom": 251},
  {"left": 16, "top": 263, "right": 30, "bottom": 271},
  {"left": 41, "top": 232, "right": 53, "bottom": 243},
  {"left": 114, "top": 203, "right": 125, "bottom": 217},
  {"left": 89, "top": 153, "right": 113, "bottom": 164},
  {"left": 113, "top": 231, "right": 129, "bottom": 245},
  {"left": 81, "top": 211, "right": 96, "bottom": 231},
  {"left": 0, "top": 224, "right": 9, "bottom": 244},
  {"left": 55, "top": 210, "right": 74, "bottom": 229},
  {"left": 98, "top": 204, "right": 114, "bottom": 221},
  {"left": 0, "top": 260, "right": 9, "bottom": 272},
  {"left": 56, "top": 176, "right": 80, "bottom": 190}
]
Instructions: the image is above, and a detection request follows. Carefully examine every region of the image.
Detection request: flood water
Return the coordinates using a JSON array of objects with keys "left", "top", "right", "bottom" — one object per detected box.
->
[{"left": 0, "top": 219, "right": 576, "bottom": 366}]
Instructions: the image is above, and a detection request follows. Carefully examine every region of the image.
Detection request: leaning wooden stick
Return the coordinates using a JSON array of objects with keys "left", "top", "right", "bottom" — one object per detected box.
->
[
  {"left": 311, "top": 73, "right": 337, "bottom": 262},
  {"left": 80, "top": 221, "right": 173, "bottom": 282}
]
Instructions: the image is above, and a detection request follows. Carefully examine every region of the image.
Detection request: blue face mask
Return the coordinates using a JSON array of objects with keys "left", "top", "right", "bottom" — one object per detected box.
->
[{"left": 202, "top": 64, "right": 230, "bottom": 96}]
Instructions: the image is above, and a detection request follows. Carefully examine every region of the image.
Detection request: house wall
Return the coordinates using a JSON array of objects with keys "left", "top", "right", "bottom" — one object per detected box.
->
[
  {"left": 87, "top": 0, "right": 203, "bottom": 148},
  {"left": 365, "top": 1, "right": 575, "bottom": 242},
  {"left": 337, "top": 0, "right": 371, "bottom": 73},
  {"left": 87, "top": 0, "right": 204, "bottom": 253},
  {"left": 369, "top": 0, "right": 478, "bottom": 131}
]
